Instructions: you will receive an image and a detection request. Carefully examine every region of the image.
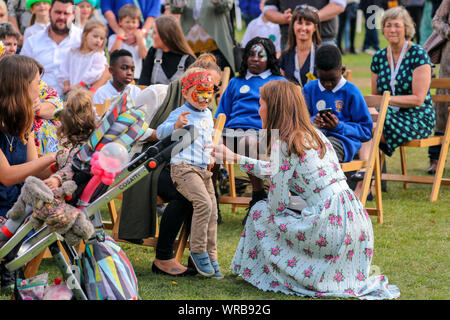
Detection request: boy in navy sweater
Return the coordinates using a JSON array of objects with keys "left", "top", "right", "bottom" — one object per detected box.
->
[{"left": 303, "top": 45, "right": 372, "bottom": 163}]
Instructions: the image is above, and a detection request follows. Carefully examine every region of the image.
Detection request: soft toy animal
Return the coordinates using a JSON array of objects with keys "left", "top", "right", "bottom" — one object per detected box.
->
[{"left": 6, "top": 176, "right": 94, "bottom": 246}]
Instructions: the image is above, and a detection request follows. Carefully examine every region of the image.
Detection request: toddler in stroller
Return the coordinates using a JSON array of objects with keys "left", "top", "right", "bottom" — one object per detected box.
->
[{"left": 0, "top": 87, "right": 199, "bottom": 299}]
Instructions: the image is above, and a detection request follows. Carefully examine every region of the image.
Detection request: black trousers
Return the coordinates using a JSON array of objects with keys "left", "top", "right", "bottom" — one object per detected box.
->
[{"left": 155, "top": 167, "right": 193, "bottom": 260}]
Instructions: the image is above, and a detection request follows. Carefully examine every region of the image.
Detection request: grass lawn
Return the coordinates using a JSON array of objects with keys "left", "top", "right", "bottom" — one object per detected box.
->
[{"left": 1, "top": 27, "right": 448, "bottom": 301}]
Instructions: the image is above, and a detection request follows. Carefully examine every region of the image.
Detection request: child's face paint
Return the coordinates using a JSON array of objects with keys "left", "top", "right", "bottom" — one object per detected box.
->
[
  {"left": 189, "top": 83, "right": 214, "bottom": 109},
  {"left": 247, "top": 43, "right": 268, "bottom": 75}
]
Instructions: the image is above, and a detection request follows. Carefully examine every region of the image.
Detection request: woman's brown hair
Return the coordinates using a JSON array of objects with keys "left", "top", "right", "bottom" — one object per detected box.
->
[
  {"left": 260, "top": 80, "right": 326, "bottom": 158},
  {"left": 0, "top": 55, "right": 38, "bottom": 143},
  {"left": 285, "top": 7, "right": 322, "bottom": 52},
  {"left": 154, "top": 15, "right": 196, "bottom": 58},
  {"left": 57, "top": 89, "right": 97, "bottom": 147}
]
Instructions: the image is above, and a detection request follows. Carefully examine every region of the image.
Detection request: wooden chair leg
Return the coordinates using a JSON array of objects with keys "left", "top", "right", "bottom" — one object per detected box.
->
[
  {"left": 104, "top": 200, "right": 117, "bottom": 230},
  {"left": 399, "top": 146, "right": 409, "bottom": 189},
  {"left": 226, "top": 162, "right": 238, "bottom": 213},
  {"left": 174, "top": 222, "right": 189, "bottom": 263},
  {"left": 373, "top": 154, "right": 383, "bottom": 224},
  {"left": 23, "top": 249, "right": 47, "bottom": 279},
  {"left": 111, "top": 203, "right": 122, "bottom": 241},
  {"left": 430, "top": 126, "right": 450, "bottom": 202}
]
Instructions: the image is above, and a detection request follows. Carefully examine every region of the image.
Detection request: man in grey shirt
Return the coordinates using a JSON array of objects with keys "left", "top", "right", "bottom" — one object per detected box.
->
[{"left": 263, "top": 0, "right": 346, "bottom": 49}]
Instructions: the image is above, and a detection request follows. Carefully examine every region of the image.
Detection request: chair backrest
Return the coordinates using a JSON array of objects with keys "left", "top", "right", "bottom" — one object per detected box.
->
[
  {"left": 93, "top": 99, "right": 111, "bottom": 118},
  {"left": 358, "top": 91, "right": 390, "bottom": 203},
  {"left": 430, "top": 78, "right": 450, "bottom": 103},
  {"left": 212, "top": 113, "right": 226, "bottom": 145}
]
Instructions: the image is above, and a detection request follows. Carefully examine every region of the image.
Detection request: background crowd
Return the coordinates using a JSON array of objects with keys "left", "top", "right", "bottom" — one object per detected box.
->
[{"left": 0, "top": 0, "right": 448, "bottom": 300}]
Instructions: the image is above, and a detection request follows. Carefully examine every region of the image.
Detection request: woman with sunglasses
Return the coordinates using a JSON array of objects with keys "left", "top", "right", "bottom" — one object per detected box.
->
[
  {"left": 213, "top": 37, "right": 285, "bottom": 224},
  {"left": 279, "top": 5, "right": 321, "bottom": 87}
]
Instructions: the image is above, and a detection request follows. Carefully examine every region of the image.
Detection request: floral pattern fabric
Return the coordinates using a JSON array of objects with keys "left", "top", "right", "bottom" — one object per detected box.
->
[
  {"left": 231, "top": 130, "right": 400, "bottom": 300},
  {"left": 34, "top": 81, "right": 63, "bottom": 155}
]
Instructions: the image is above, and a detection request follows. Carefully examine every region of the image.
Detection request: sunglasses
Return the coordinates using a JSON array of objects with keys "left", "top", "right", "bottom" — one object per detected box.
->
[{"left": 294, "top": 4, "right": 318, "bottom": 13}]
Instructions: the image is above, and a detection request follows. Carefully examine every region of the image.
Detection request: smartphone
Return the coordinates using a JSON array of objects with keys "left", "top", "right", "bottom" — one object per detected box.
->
[{"left": 319, "top": 108, "right": 333, "bottom": 115}]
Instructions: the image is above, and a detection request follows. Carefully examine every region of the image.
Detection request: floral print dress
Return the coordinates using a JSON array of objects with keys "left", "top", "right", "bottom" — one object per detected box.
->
[
  {"left": 231, "top": 131, "right": 400, "bottom": 299},
  {"left": 34, "top": 81, "right": 63, "bottom": 155}
]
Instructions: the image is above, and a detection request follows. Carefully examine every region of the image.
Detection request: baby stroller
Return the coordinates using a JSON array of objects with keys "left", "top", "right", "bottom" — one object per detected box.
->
[{"left": 0, "top": 89, "right": 199, "bottom": 300}]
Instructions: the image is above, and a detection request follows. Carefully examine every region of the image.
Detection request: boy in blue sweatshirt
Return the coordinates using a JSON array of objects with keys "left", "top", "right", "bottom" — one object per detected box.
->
[
  {"left": 302, "top": 45, "right": 373, "bottom": 163},
  {"left": 156, "top": 68, "right": 222, "bottom": 279}
]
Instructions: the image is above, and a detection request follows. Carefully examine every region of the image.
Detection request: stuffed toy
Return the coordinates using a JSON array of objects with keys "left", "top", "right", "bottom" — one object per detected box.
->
[{"left": 6, "top": 176, "right": 94, "bottom": 246}]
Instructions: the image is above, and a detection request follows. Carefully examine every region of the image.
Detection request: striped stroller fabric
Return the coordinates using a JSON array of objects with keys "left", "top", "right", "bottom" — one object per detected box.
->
[
  {"left": 81, "top": 235, "right": 139, "bottom": 300},
  {"left": 76, "top": 88, "right": 149, "bottom": 166}
]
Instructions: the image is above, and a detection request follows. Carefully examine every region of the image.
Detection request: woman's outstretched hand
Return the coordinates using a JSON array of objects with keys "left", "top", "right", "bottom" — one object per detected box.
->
[{"left": 205, "top": 143, "right": 238, "bottom": 164}]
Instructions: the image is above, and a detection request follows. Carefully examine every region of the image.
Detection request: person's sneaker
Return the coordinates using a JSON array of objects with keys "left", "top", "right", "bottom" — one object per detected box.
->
[
  {"left": 363, "top": 48, "right": 377, "bottom": 55},
  {"left": 210, "top": 259, "right": 224, "bottom": 279},
  {"left": 189, "top": 252, "right": 214, "bottom": 277}
]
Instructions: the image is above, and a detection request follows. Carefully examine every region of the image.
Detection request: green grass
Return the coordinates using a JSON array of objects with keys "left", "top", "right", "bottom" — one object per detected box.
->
[{"left": 1, "top": 29, "right": 449, "bottom": 301}]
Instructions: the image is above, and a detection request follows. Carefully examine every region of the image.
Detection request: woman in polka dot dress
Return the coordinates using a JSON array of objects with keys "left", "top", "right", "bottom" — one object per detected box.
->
[{"left": 367, "top": 6, "right": 435, "bottom": 157}]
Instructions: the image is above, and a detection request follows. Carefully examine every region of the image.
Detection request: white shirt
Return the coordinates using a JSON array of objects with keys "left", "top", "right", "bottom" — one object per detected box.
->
[
  {"left": 108, "top": 34, "right": 143, "bottom": 79},
  {"left": 241, "top": 15, "right": 281, "bottom": 52},
  {"left": 23, "top": 22, "right": 49, "bottom": 43},
  {"left": 318, "top": 76, "right": 347, "bottom": 93},
  {"left": 93, "top": 80, "right": 141, "bottom": 105},
  {"left": 20, "top": 25, "right": 83, "bottom": 95},
  {"left": 58, "top": 47, "right": 107, "bottom": 86},
  {"left": 245, "top": 69, "right": 272, "bottom": 80}
]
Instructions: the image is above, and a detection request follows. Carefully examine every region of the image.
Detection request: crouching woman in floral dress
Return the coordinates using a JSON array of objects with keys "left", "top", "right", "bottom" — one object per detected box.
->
[{"left": 208, "top": 80, "right": 400, "bottom": 299}]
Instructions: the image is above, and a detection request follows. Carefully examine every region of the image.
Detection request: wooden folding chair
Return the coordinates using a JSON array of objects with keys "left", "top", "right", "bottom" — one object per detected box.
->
[
  {"left": 380, "top": 78, "right": 450, "bottom": 202},
  {"left": 111, "top": 113, "right": 226, "bottom": 263},
  {"left": 341, "top": 91, "right": 390, "bottom": 224}
]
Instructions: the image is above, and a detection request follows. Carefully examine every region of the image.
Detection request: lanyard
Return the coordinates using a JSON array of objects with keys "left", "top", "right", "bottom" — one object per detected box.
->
[
  {"left": 295, "top": 44, "right": 315, "bottom": 87},
  {"left": 389, "top": 41, "right": 409, "bottom": 95}
]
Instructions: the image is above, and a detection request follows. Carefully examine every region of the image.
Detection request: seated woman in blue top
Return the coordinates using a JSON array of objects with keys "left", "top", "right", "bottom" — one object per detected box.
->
[
  {"left": 279, "top": 5, "right": 321, "bottom": 88},
  {"left": 0, "top": 55, "right": 56, "bottom": 292},
  {"left": 214, "top": 37, "right": 285, "bottom": 222},
  {"left": 302, "top": 45, "right": 373, "bottom": 164}
]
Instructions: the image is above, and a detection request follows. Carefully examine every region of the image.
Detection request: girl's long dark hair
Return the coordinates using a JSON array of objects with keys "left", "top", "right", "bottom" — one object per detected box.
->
[
  {"left": 0, "top": 55, "right": 38, "bottom": 143},
  {"left": 239, "top": 37, "right": 281, "bottom": 78}
]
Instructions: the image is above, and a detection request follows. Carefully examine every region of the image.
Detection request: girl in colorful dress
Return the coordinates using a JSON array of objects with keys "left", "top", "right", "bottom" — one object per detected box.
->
[
  {"left": 208, "top": 80, "right": 400, "bottom": 299},
  {"left": 60, "top": 20, "right": 108, "bottom": 97}
]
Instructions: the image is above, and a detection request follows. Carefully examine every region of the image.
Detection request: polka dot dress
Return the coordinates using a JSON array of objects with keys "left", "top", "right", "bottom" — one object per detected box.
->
[{"left": 370, "top": 43, "right": 436, "bottom": 156}]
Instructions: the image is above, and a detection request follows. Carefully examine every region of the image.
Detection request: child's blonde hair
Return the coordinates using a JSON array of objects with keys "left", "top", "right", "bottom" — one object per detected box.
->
[
  {"left": 80, "top": 20, "right": 107, "bottom": 52},
  {"left": 57, "top": 89, "right": 97, "bottom": 147}
]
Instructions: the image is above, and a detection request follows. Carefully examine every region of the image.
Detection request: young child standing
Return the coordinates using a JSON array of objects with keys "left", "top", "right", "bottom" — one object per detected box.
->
[
  {"left": 43, "top": 89, "right": 97, "bottom": 191},
  {"left": 23, "top": 0, "right": 51, "bottom": 43},
  {"left": 107, "top": 4, "right": 147, "bottom": 80},
  {"left": 156, "top": 68, "right": 221, "bottom": 279},
  {"left": 302, "top": 44, "right": 373, "bottom": 163},
  {"left": 59, "top": 20, "right": 108, "bottom": 97},
  {"left": 92, "top": 49, "right": 141, "bottom": 106},
  {"left": 214, "top": 37, "right": 285, "bottom": 223},
  {"left": 74, "top": 0, "right": 95, "bottom": 29},
  {"left": 241, "top": 0, "right": 281, "bottom": 56}
]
